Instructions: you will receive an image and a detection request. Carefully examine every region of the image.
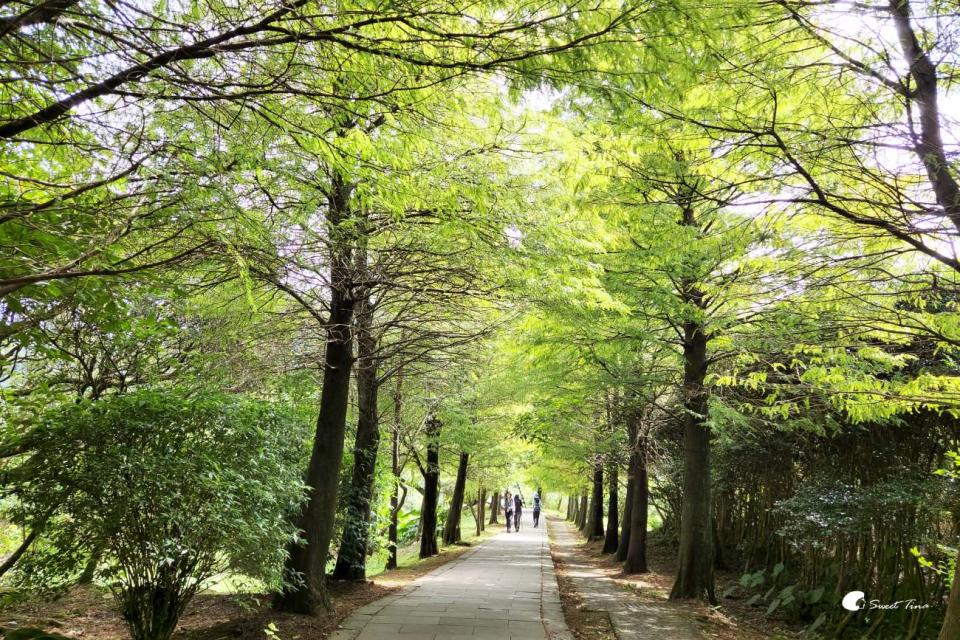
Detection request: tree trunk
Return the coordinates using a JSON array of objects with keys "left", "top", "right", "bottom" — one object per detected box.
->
[
  {"left": 669, "top": 313, "right": 715, "bottom": 602},
  {"left": 478, "top": 488, "right": 486, "bottom": 534},
  {"left": 0, "top": 522, "right": 43, "bottom": 578},
  {"left": 77, "top": 546, "right": 102, "bottom": 584},
  {"left": 624, "top": 434, "right": 649, "bottom": 574},
  {"left": 273, "top": 173, "right": 356, "bottom": 614},
  {"left": 443, "top": 451, "right": 470, "bottom": 545},
  {"left": 602, "top": 462, "right": 619, "bottom": 553},
  {"left": 939, "top": 551, "right": 960, "bottom": 640},
  {"left": 274, "top": 235, "right": 355, "bottom": 611},
  {"left": 332, "top": 292, "right": 380, "bottom": 581},
  {"left": 586, "top": 461, "right": 604, "bottom": 540},
  {"left": 419, "top": 416, "right": 441, "bottom": 559},
  {"left": 712, "top": 515, "right": 726, "bottom": 571},
  {"left": 386, "top": 380, "right": 403, "bottom": 571},
  {"left": 566, "top": 494, "right": 574, "bottom": 521},
  {"left": 618, "top": 416, "right": 640, "bottom": 562},
  {"left": 489, "top": 491, "right": 500, "bottom": 524},
  {"left": 617, "top": 464, "right": 635, "bottom": 562},
  {"left": 888, "top": 0, "right": 960, "bottom": 236},
  {"left": 576, "top": 492, "right": 588, "bottom": 531}
]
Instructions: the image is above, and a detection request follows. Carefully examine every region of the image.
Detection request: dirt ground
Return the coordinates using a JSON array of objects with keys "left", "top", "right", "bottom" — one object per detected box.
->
[
  {"left": 551, "top": 561, "right": 617, "bottom": 640},
  {"left": 548, "top": 518, "right": 794, "bottom": 640},
  {"left": 0, "top": 536, "right": 493, "bottom": 640}
]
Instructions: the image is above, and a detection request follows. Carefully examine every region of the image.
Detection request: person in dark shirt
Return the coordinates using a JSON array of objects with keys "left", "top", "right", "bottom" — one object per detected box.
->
[
  {"left": 513, "top": 493, "right": 524, "bottom": 531},
  {"left": 532, "top": 492, "right": 542, "bottom": 528}
]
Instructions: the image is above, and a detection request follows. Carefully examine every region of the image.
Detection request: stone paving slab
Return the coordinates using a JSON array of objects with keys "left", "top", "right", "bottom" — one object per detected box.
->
[{"left": 330, "top": 511, "right": 573, "bottom": 640}]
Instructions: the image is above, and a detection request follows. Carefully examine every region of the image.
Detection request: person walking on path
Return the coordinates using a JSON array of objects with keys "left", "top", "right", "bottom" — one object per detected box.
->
[
  {"left": 533, "top": 492, "right": 542, "bottom": 528},
  {"left": 513, "top": 492, "right": 524, "bottom": 532},
  {"left": 504, "top": 491, "right": 514, "bottom": 532}
]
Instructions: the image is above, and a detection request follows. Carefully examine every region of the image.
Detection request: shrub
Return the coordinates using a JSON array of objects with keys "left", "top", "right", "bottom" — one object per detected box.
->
[{"left": 6, "top": 388, "right": 307, "bottom": 640}]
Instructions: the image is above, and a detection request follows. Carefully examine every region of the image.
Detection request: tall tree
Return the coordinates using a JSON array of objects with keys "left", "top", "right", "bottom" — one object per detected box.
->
[
  {"left": 331, "top": 274, "right": 380, "bottom": 581},
  {"left": 585, "top": 458, "right": 605, "bottom": 541},
  {"left": 419, "top": 415, "right": 442, "bottom": 559},
  {"left": 443, "top": 452, "right": 471, "bottom": 545},
  {"left": 273, "top": 167, "right": 358, "bottom": 613},
  {"left": 602, "top": 460, "right": 619, "bottom": 553}
]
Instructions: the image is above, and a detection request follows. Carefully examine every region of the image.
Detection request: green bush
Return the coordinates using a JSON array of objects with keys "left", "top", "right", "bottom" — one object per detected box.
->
[{"left": 6, "top": 388, "right": 307, "bottom": 640}]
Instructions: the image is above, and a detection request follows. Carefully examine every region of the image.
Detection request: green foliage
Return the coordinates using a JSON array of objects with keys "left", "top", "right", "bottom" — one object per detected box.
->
[
  {"left": 731, "top": 567, "right": 835, "bottom": 623},
  {"left": 5, "top": 388, "right": 308, "bottom": 640},
  {"left": 911, "top": 545, "right": 957, "bottom": 589},
  {"left": 395, "top": 508, "right": 421, "bottom": 547},
  {"left": 4, "top": 0, "right": 960, "bottom": 637},
  {"left": 937, "top": 451, "right": 960, "bottom": 480}
]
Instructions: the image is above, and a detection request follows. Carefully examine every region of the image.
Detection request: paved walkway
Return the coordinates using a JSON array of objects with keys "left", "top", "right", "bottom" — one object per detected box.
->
[
  {"left": 549, "top": 517, "right": 702, "bottom": 640},
  {"left": 330, "top": 511, "right": 572, "bottom": 640}
]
